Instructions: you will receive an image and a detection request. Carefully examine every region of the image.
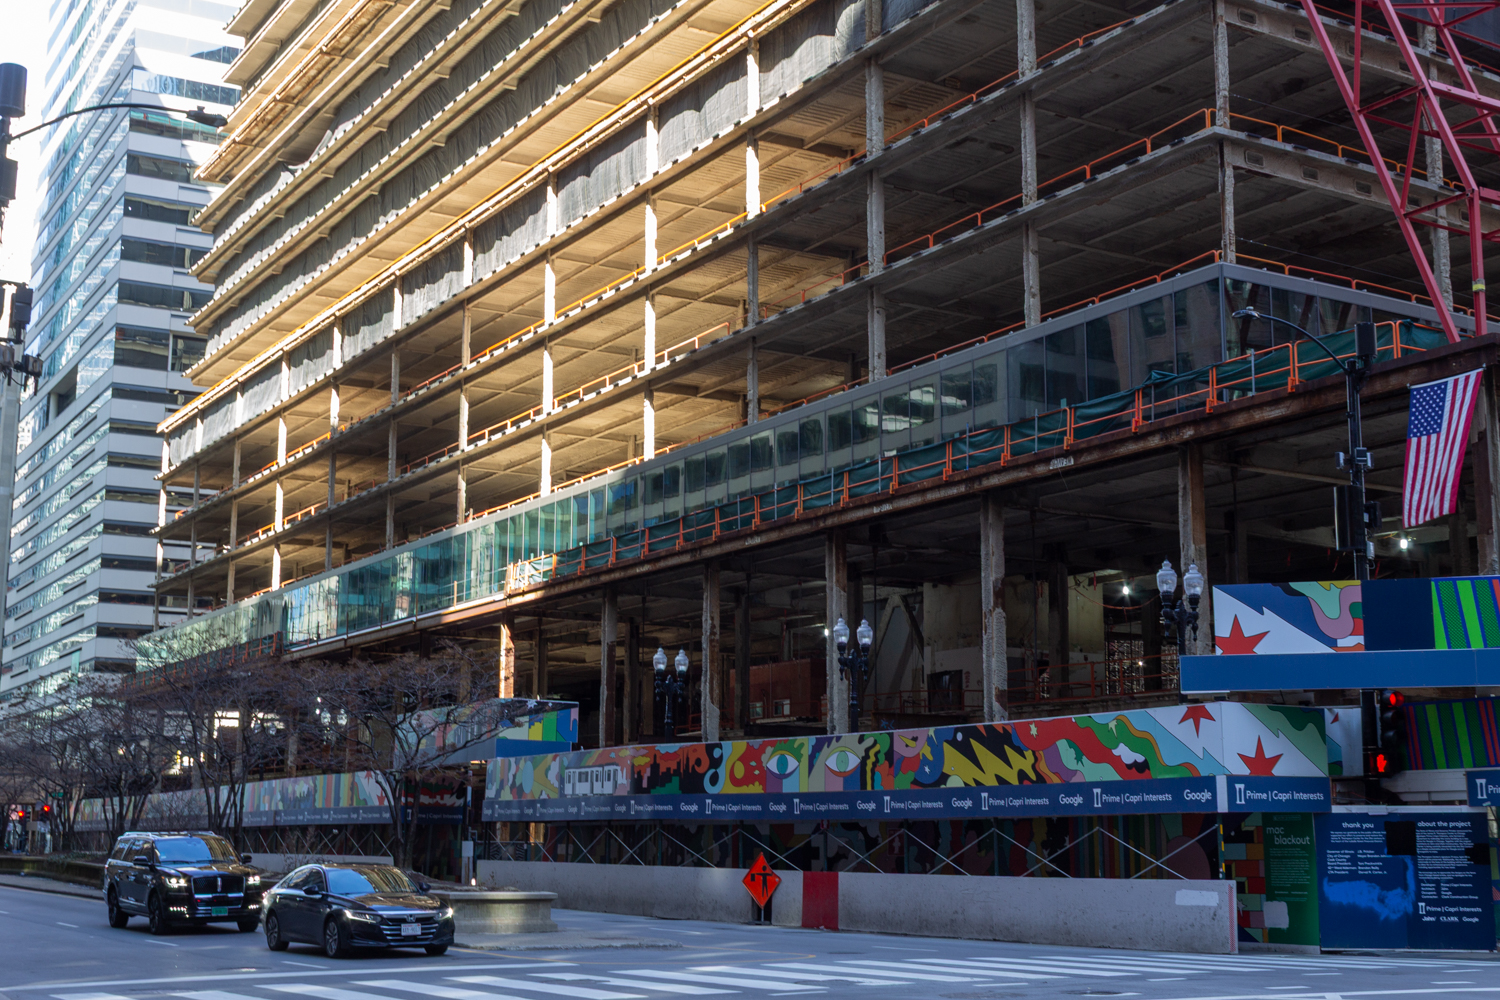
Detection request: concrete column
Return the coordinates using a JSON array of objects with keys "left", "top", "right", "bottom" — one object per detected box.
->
[
  {"left": 644, "top": 197, "right": 658, "bottom": 272},
  {"left": 541, "top": 338, "right": 555, "bottom": 413},
  {"left": 534, "top": 623, "right": 548, "bottom": 697},
  {"left": 866, "top": 0, "right": 882, "bottom": 40},
  {"left": 228, "top": 499, "right": 239, "bottom": 549},
  {"left": 232, "top": 438, "right": 242, "bottom": 487},
  {"left": 326, "top": 451, "right": 337, "bottom": 509},
  {"left": 645, "top": 109, "right": 660, "bottom": 274},
  {"left": 1477, "top": 368, "right": 1500, "bottom": 574},
  {"left": 644, "top": 293, "right": 658, "bottom": 370},
  {"left": 226, "top": 559, "right": 236, "bottom": 603},
  {"left": 387, "top": 419, "right": 398, "bottom": 481},
  {"left": 329, "top": 384, "right": 340, "bottom": 430},
  {"left": 274, "top": 481, "right": 285, "bottom": 532},
  {"left": 866, "top": 57, "right": 887, "bottom": 381},
  {"left": 1213, "top": 0, "right": 1230, "bottom": 126},
  {"left": 325, "top": 522, "right": 333, "bottom": 571},
  {"left": 735, "top": 583, "right": 751, "bottom": 732},
  {"left": 825, "top": 530, "right": 850, "bottom": 733},
  {"left": 385, "top": 492, "right": 396, "bottom": 549},
  {"left": 600, "top": 588, "right": 618, "bottom": 746},
  {"left": 642, "top": 388, "right": 656, "bottom": 459},
  {"left": 499, "top": 617, "right": 516, "bottom": 699},
  {"left": 1178, "top": 444, "right": 1211, "bottom": 656},
  {"left": 544, "top": 255, "right": 557, "bottom": 324},
  {"left": 1422, "top": 25, "right": 1453, "bottom": 306},
  {"left": 390, "top": 349, "right": 401, "bottom": 404},
  {"left": 868, "top": 290, "right": 887, "bottom": 381},
  {"left": 540, "top": 434, "right": 553, "bottom": 496},
  {"left": 187, "top": 572, "right": 195, "bottom": 617},
  {"left": 1018, "top": 0, "right": 1040, "bottom": 326},
  {"left": 1049, "top": 559, "right": 1070, "bottom": 685},
  {"left": 624, "top": 617, "right": 639, "bottom": 742},
  {"left": 456, "top": 466, "right": 468, "bottom": 523},
  {"left": 393, "top": 282, "right": 403, "bottom": 332},
  {"left": 745, "top": 135, "right": 760, "bottom": 219},
  {"left": 1219, "top": 143, "right": 1237, "bottom": 265},
  {"left": 701, "top": 562, "right": 722, "bottom": 742},
  {"left": 747, "top": 41, "right": 760, "bottom": 118},
  {"left": 980, "top": 493, "right": 1007, "bottom": 720},
  {"left": 746, "top": 236, "right": 759, "bottom": 324},
  {"left": 271, "top": 543, "right": 282, "bottom": 591},
  {"left": 745, "top": 338, "right": 759, "bottom": 424}
]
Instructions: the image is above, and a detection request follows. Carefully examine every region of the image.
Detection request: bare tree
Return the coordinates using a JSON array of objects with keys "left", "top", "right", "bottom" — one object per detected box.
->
[{"left": 291, "top": 644, "right": 530, "bottom": 869}]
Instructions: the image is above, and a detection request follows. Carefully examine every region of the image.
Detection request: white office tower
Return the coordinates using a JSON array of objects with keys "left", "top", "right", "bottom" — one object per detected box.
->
[{"left": 0, "top": 0, "right": 238, "bottom": 700}]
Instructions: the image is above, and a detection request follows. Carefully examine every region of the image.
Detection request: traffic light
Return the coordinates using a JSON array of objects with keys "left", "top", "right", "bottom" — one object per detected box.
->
[{"left": 1368, "top": 690, "right": 1407, "bottom": 776}]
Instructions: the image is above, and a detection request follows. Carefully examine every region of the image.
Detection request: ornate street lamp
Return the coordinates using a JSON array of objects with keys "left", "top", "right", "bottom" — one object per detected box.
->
[
  {"left": 654, "top": 647, "right": 689, "bottom": 739},
  {"left": 832, "top": 617, "right": 874, "bottom": 726},
  {"left": 1156, "top": 559, "right": 1205, "bottom": 651}
]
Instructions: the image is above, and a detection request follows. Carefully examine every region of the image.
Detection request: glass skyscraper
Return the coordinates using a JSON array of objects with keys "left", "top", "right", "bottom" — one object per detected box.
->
[{"left": 0, "top": 0, "right": 238, "bottom": 699}]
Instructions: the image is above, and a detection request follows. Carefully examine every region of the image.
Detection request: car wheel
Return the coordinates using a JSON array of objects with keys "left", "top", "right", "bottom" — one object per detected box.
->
[
  {"left": 106, "top": 890, "right": 129, "bottom": 929},
  {"left": 424, "top": 944, "right": 449, "bottom": 956},
  {"left": 264, "top": 912, "right": 289, "bottom": 951},
  {"left": 147, "top": 893, "right": 171, "bottom": 936},
  {"left": 322, "top": 918, "right": 349, "bottom": 958}
]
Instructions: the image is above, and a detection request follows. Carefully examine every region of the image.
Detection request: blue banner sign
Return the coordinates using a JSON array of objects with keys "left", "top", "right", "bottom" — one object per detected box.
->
[
  {"left": 482, "top": 775, "right": 1330, "bottom": 823},
  {"left": 1467, "top": 769, "right": 1500, "bottom": 808}
]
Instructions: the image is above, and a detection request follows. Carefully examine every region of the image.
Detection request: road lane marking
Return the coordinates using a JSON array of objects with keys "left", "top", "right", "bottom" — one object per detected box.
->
[
  {"left": 529, "top": 974, "right": 731, "bottom": 996},
  {"left": 612, "top": 971, "right": 823, "bottom": 992},
  {"left": 692, "top": 967, "right": 905, "bottom": 986},
  {"left": 440, "top": 976, "right": 645, "bottom": 1000},
  {"left": 10, "top": 964, "right": 567, "bottom": 992},
  {"left": 145, "top": 940, "right": 179, "bottom": 947},
  {"left": 56, "top": 922, "right": 78, "bottom": 928},
  {"left": 769, "top": 963, "right": 988, "bottom": 983},
  {"left": 282, "top": 964, "right": 323, "bottom": 970}
]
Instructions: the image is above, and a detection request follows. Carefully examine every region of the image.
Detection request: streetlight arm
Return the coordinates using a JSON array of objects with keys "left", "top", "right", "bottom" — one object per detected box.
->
[
  {"left": 6, "top": 103, "right": 227, "bottom": 141},
  {"left": 1231, "top": 308, "right": 1346, "bottom": 368}
]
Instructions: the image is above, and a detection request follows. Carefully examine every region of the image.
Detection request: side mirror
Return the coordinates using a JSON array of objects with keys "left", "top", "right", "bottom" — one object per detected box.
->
[
  {"left": 240, "top": 853, "right": 252, "bottom": 864},
  {"left": 417, "top": 882, "right": 430, "bottom": 893},
  {"left": 303, "top": 887, "right": 322, "bottom": 898},
  {"left": 132, "top": 855, "right": 152, "bottom": 867}
]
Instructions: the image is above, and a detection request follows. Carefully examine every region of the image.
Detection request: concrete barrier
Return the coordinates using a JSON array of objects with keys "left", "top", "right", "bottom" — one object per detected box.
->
[
  {"left": 0, "top": 856, "right": 106, "bottom": 890},
  {"left": 476, "top": 861, "right": 1235, "bottom": 952},
  {"left": 433, "top": 889, "right": 559, "bottom": 934}
]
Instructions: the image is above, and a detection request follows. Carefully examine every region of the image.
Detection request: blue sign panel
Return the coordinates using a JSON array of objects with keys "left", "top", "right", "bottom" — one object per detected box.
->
[
  {"left": 1316, "top": 812, "right": 1493, "bottom": 951},
  {"left": 1181, "top": 648, "right": 1500, "bottom": 692},
  {"left": 482, "top": 775, "right": 1331, "bottom": 823},
  {"left": 1467, "top": 769, "right": 1500, "bottom": 808}
]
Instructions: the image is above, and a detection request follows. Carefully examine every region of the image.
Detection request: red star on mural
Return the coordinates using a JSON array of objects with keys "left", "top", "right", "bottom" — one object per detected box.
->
[
  {"left": 1216, "top": 616, "right": 1269, "bottom": 655},
  {"left": 1179, "top": 704, "right": 1216, "bottom": 736},
  {"left": 1238, "top": 737, "right": 1283, "bottom": 776}
]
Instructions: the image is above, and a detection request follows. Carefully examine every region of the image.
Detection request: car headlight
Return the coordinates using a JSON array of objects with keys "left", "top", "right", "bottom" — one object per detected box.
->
[
  {"left": 345, "top": 909, "right": 381, "bottom": 923},
  {"left": 246, "top": 875, "right": 262, "bottom": 887},
  {"left": 164, "top": 876, "right": 188, "bottom": 889},
  {"left": 437, "top": 906, "right": 454, "bottom": 920}
]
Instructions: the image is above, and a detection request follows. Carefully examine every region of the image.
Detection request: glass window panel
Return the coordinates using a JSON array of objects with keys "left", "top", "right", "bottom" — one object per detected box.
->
[
  {"left": 590, "top": 489, "right": 605, "bottom": 540},
  {"left": 540, "top": 502, "right": 557, "bottom": 553},
  {"left": 704, "top": 450, "right": 726, "bottom": 487},
  {"left": 881, "top": 387, "right": 910, "bottom": 432},
  {"left": 1045, "top": 327, "right": 1082, "bottom": 409},
  {"left": 799, "top": 417, "right": 824, "bottom": 456},
  {"left": 663, "top": 464, "right": 681, "bottom": 499},
  {"left": 941, "top": 367, "right": 971, "bottom": 417},
  {"left": 1174, "top": 279, "right": 1222, "bottom": 372},
  {"left": 1130, "top": 296, "right": 1176, "bottom": 386},
  {"left": 973, "top": 360, "right": 1002, "bottom": 427},
  {"left": 644, "top": 472, "right": 664, "bottom": 505},
  {"left": 909, "top": 382, "right": 935, "bottom": 427},
  {"left": 777, "top": 428, "right": 799, "bottom": 466},
  {"left": 750, "top": 432, "right": 773, "bottom": 472},
  {"left": 1085, "top": 313, "right": 1127, "bottom": 399},
  {"left": 827, "top": 408, "right": 852, "bottom": 451},
  {"left": 854, "top": 399, "right": 880, "bottom": 444},
  {"left": 685, "top": 455, "right": 705, "bottom": 493},
  {"left": 523, "top": 509, "right": 539, "bottom": 558},
  {"left": 608, "top": 479, "right": 636, "bottom": 514},
  {"left": 573, "top": 494, "right": 591, "bottom": 545},
  {"left": 1223, "top": 279, "right": 1275, "bottom": 355},
  {"left": 728, "top": 440, "right": 751, "bottom": 479},
  {"left": 1009, "top": 340, "right": 1045, "bottom": 421},
  {"left": 1317, "top": 297, "right": 1358, "bottom": 339}
]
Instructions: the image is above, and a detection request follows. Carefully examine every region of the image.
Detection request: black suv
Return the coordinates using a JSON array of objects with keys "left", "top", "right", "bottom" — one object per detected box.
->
[{"left": 103, "top": 831, "right": 266, "bottom": 934}]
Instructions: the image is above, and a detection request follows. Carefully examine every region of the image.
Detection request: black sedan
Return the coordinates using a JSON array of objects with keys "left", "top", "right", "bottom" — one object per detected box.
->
[{"left": 262, "top": 863, "right": 455, "bottom": 957}]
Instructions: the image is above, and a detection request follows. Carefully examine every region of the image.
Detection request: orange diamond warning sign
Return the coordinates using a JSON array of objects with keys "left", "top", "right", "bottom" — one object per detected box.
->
[{"left": 742, "top": 853, "right": 781, "bottom": 908}]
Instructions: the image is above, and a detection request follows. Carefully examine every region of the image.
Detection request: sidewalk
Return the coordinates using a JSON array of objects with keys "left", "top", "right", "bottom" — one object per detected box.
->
[{"left": 0, "top": 873, "right": 99, "bottom": 899}]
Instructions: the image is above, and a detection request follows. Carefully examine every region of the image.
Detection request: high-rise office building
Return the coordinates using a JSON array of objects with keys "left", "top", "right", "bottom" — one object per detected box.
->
[{"left": 0, "top": 0, "right": 238, "bottom": 699}]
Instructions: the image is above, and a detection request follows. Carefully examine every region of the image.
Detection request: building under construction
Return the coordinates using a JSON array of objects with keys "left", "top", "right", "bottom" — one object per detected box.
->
[{"left": 150, "top": 0, "right": 1500, "bottom": 743}]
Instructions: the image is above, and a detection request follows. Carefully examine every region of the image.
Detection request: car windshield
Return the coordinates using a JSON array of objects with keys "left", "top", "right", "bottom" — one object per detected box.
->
[
  {"left": 325, "top": 866, "right": 415, "bottom": 896},
  {"left": 154, "top": 836, "right": 236, "bottom": 863}
]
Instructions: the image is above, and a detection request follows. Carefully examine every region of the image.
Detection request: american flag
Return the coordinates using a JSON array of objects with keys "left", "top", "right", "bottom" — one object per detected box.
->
[{"left": 1403, "top": 370, "right": 1482, "bottom": 528}]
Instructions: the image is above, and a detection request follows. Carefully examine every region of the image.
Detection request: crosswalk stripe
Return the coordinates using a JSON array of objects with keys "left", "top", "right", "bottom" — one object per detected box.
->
[
  {"left": 56, "top": 994, "right": 138, "bottom": 1000},
  {"left": 612, "top": 971, "right": 820, "bottom": 992},
  {"left": 177, "top": 992, "right": 276, "bottom": 1000},
  {"left": 848, "top": 960, "right": 1059, "bottom": 980},
  {"left": 911, "top": 958, "right": 1130, "bottom": 977},
  {"left": 767, "top": 962, "right": 989, "bottom": 983},
  {"left": 691, "top": 967, "right": 905, "bottom": 986},
  {"left": 1013, "top": 957, "right": 1222, "bottom": 974},
  {"left": 442, "top": 977, "right": 646, "bottom": 1000},
  {"left": 530, "top": 974, "right": 732, "bottom": 996},
  {"left": 265, "top": 986, "right": 442, "bottom": 1000}
]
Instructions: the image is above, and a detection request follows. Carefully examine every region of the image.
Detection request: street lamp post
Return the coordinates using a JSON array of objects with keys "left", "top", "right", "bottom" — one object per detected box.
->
[
  {"left": 1232, "top": 309, "right": 1379, "bottom": 579},
  {"left": 653, "top": 647, "right": 689, "bottom": 739},
  {"left": 1156, "top": 559, "right": 1205, "bottom": 651},
  {"left": 832, "top": 617, "right": 874, "bottom": 727}
]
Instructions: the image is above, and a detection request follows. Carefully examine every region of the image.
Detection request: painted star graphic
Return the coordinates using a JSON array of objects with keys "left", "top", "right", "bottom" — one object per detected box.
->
[
  {"left": 1217, "top": 616, "right": 1270, "bottom": 655},
  {"left": 1238, "top": 737, "right": 1283, "bottom": 776},
  {"left": 1029, "top": 723, "right": 1038, "bottom": 737},
  {"left": 1179, "top": 704, "right": 1216, "bottom": 736}
]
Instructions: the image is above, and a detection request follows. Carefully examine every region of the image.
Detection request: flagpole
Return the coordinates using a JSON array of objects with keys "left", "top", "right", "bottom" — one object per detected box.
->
[{"left": 1231, "top": 310, "right": 1378, "bottom": 580}]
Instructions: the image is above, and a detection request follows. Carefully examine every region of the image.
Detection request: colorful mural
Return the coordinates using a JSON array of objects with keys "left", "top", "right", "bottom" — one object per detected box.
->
[
  {"left": 1405, "top": 697, "right": 1500, "bottom": 770},
  {"left": 485, "top": 703, "right": 1334, "bottom": 821},
  {"left": 1215, "top": 578, "right": 1500, "bottom": 653}
]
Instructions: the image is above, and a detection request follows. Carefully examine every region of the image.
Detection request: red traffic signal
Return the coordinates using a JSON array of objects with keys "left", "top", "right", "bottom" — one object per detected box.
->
[
  {"left": 1370, "top": 751, "right": 1393, "bottom": 775},
  {"left": 1381, "top": 691, "right": 1405, "bottom": 709}
]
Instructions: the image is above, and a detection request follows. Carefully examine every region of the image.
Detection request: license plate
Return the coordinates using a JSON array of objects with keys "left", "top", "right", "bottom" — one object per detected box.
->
[
  {"left": 400, "top": 923, "right": 421, "bottom": 937},
  {"left": 211, "top": 906, "right": 228, "bottom": 916}
]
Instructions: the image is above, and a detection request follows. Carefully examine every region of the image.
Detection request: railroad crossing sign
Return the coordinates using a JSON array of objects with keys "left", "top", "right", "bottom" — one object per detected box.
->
[{"left": 742, "top": 853, "right": 781, "bottom": 908}]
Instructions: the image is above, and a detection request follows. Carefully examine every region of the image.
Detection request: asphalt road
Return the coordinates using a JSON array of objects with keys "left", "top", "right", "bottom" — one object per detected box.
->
[{"left": 1, "top": 882, "right": 1497, "bottom": 1000}]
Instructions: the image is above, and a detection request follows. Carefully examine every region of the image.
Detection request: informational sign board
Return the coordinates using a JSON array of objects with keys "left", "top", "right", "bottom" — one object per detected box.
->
[
  {"left": 1316, "top": 812, "right": 1493, "bottom": 951},
  {"left": 1467, "top": 769, "right": 1500, "bottom": 808},
  {"left": 742, "top": 854, "right": 781, "bottom": 909},
  {"left": 1224, "top": 812, "right": 1319, "bottom": 947}
]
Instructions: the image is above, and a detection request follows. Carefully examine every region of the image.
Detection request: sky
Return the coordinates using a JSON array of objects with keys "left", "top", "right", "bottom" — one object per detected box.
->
[{"left": 0, "top": 3, "right": 51, "bottom": 289}]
